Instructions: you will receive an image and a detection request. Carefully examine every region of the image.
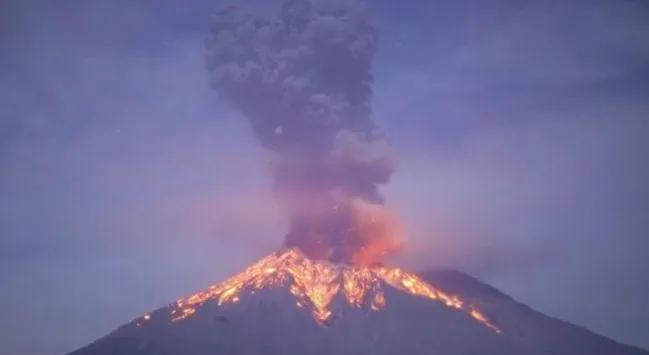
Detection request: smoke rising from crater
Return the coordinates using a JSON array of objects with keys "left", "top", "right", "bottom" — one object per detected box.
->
[{"left": 206, "top": 0, "right": 401, "bottom": 264}]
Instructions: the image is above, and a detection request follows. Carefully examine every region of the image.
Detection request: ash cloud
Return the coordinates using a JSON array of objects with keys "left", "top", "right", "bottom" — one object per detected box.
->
[{"left": 206, "top": 0, "right": 400, "bottom": 264}]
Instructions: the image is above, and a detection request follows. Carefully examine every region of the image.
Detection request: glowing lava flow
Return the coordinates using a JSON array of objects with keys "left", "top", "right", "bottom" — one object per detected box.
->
[{"left": 164, "top": 249, "right": 501, "bottom": 333}]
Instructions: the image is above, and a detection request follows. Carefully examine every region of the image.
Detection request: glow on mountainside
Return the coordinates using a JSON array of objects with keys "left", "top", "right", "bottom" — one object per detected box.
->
[{"left": 149, "top": 249, "right": 500, "bottom": 333}]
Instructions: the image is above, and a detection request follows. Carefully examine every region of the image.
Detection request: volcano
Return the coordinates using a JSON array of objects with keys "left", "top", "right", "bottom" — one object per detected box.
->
[{"left": 70, "top": 249, "right": 647, "bottom": 355}]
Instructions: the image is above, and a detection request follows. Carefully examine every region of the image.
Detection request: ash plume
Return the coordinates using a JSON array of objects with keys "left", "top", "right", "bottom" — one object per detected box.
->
[{"left": 206, "top": 0, "right": 400, "bottom": 264}]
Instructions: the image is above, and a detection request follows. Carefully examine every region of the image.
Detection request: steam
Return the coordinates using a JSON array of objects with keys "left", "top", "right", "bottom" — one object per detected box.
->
[{"left": 206, "top": 0, "right": 400, "bottom": 264}]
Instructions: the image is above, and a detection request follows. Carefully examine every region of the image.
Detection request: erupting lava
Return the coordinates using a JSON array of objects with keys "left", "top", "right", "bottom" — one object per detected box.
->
[
  {"left": 161, "top": 249, "right": 500, "bottom": 333},
  {"left": 165, "top": 1, "right": 506, "bottom": 337}
]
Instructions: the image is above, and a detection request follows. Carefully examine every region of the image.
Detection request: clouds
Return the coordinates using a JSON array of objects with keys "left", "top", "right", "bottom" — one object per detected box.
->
[
  {"left": 0, "top": 2, "right": 282, "bottom": 354},
  {"left": 372, "top": 0, "right": 649, "bottom": 347},
  {"left": 206, "top": 0, "right": 399, "bottom": 264},
  {"left": 1, "top": 0, "right": 648, "bottom": 353},
  {"left": 206, "top": 0, "right": 379, "bottom": 154}
]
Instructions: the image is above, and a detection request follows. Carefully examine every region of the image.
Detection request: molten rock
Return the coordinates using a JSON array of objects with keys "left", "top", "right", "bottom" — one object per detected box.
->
[
  {"left": 170, "top": 249, "right": 499, "bottom": 332},
  {"left": 70, "top": 250, "right": 648, "bottom": 355}
]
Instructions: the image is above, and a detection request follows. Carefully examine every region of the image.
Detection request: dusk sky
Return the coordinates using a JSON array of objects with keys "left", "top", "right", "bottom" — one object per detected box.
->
[{"left": 1, "top": 1, "right": 648, "bottom": 354}]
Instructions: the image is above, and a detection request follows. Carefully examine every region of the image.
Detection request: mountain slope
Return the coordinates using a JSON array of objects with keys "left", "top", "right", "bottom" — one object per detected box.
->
[{"left": 70, "top": 269, "right": 648, "bottom": 355}]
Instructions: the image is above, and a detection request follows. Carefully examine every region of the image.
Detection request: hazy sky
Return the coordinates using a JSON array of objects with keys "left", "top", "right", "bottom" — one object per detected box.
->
[{"left": 1, "top": 1, "right": 648, "bottom": 354}]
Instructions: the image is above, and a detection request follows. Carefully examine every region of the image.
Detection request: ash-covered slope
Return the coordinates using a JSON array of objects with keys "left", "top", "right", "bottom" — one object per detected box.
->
[{"left": 70, "top": 269, "right": 648, "bottom": 355}]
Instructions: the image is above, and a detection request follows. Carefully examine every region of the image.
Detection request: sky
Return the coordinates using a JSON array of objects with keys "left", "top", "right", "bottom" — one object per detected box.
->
[{"left": 1, "top": 0, "right": 648, "bottom": 354}]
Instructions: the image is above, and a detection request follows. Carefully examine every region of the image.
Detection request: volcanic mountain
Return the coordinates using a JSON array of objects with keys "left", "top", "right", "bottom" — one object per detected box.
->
[{"left": 70, "top": 249, "right": 647, "bottom": 355}]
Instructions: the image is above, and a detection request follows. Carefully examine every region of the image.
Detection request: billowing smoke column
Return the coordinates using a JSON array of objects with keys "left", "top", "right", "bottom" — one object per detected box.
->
[{"left": 206, "top": 0, "right": 401, "bottom": 265}]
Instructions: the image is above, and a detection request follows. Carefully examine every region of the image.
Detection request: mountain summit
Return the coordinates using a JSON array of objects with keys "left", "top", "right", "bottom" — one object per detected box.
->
[{"left": 70, "top": 249, "right": 648, "bottom": 355}]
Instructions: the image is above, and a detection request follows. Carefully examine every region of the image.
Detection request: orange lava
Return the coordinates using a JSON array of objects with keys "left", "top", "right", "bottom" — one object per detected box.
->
[{"left": 162, "top": 249, "right": 500, "bottom": 333}]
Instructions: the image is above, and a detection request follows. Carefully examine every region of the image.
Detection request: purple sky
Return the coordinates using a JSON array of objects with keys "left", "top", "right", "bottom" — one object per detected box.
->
[{"left": 1, "top": 1, "right": 648, "bottom": 354}]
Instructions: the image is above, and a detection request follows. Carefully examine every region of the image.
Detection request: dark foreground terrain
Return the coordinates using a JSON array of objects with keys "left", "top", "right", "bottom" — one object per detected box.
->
[{"left": 70, "top": 270, "right": 648, "bottom": 355}]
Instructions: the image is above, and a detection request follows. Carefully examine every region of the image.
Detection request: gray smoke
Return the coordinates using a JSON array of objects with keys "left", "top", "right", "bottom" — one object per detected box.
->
[{"left": 206, "top": 0, "right": 400, "bottom": 264}]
